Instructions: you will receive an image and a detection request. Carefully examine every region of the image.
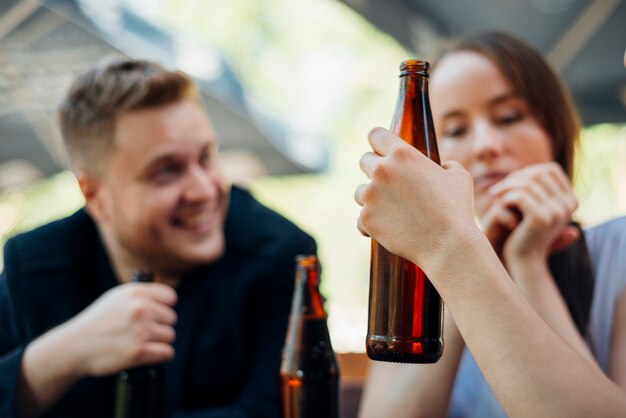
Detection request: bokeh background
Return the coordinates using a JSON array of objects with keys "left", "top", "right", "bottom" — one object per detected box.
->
[{"left": 1, "top": 0, "right": 625, "bottom": 352}]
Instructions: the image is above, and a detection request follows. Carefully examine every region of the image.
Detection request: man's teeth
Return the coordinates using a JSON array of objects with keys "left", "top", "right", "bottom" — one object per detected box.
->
[{"left": 180, "top": 213, "right": 210, "bottom": 227}]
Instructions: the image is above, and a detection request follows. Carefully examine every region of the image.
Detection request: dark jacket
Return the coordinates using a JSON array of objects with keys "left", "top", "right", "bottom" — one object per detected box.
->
[{"left": 0, "top": 186, "right": 317, "bottom": 418}]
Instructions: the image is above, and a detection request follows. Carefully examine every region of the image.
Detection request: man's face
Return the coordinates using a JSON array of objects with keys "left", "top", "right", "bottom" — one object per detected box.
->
[{"left": 91, "top": 99, "right": 228, "bottom": 275}]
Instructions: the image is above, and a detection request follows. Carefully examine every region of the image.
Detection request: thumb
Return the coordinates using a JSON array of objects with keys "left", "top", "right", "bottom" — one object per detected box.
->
[{"left": 442, "top": 160, "right": 465, "bottom": 171}]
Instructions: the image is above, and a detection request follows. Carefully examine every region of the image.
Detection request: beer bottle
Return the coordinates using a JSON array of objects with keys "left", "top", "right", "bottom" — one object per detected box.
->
[
  {"left": 115, "top": 271, "right": 163, "bottom": 418},
  {"left": 280, "top": 255, "right": 340, "bottom": 418},
  {"left": 366, "top": 60, "right": 444, "bottom": 364}
]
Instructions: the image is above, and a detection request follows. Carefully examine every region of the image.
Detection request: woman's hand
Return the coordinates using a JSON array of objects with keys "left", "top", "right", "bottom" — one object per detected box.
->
[
  {"left": 355, "top": 127, "right": 478, "bottom": 272},
  {"left": 481, "top": 162, "right": 579, "bottom": 267}
]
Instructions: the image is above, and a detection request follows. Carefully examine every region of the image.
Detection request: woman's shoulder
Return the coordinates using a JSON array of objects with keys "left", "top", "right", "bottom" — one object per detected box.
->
[
  {"left": 585, "top": 216, "right": 626, "bottom": 249},
  {"left": 585, "top": 217, "right": 626, "bottom": 372},
  {"left": 584, "top": 216, "right": 626, "bottom": 286}
]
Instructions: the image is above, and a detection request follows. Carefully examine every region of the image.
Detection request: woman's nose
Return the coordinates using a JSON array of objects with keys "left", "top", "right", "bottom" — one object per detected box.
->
[{"left": 472, "top": 120, "right": 504, "bottom": 161}]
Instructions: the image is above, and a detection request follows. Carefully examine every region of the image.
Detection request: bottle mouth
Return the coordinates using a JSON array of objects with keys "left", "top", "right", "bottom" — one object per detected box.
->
[
  {"left": 296, "top": 254, "right": 318, "bottom": 268},
  {"left": 400, "top": 59, "right": 430, "bottom": 77}
]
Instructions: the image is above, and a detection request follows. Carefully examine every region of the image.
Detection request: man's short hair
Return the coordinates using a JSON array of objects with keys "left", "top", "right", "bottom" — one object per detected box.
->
[{"left": 58, "top": 59, "right": 198, "bottom": 173}]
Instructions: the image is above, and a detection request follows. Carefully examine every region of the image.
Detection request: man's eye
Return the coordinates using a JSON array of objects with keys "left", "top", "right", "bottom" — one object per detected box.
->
[
  {"left": 199, "top": 151, "right": 210, "bottom": 167},
  {"left": 155, "top": 165, "right": 181, "bottom": 178},
  {"left": 199, "top": 143, "right": 219, "bottom": 168}
]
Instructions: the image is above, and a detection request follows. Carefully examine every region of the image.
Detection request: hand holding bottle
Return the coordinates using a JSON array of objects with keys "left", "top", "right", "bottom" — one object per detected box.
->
[
  {"left": 65, "top": 281, "right": 177, "bottom": 377},
  {"left": 356, "top": 127, "right": 476, "bottom": 276}
]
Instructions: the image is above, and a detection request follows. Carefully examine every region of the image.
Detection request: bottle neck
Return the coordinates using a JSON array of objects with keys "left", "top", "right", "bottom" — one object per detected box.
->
[
  {"left": 397, "top": 71, "right": 428, "bottom": 99},
  {"left": 294, "top": 258, "right": 326, "bottom": 319},
  {"left": 390, "top": 59, "right": 440, "bottom": 164},
  {"left": 400, "top": 59, "right": 429, "bottom": 76},
  {"left": 397, "top": 59, "right": 430, "bottom": 102}
]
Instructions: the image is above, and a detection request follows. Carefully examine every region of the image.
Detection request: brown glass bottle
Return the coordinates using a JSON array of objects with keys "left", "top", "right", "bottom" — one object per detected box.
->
[
  {"left": 115, "top": 271, "right": 163, "bottom": 418},
  {"left": 280, "top": 255, "right": 340, "bottom": 418},
  {"left": 366, "top": 60, "right": 444, "bottom": 364}
]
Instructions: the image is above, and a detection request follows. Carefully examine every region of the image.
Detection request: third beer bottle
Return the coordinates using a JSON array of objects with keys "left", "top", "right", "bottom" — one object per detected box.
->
[
  {"left": 280, "top": 255, "right": 340, "bottom": 418},
  {"left": 115, "top": 270, "right": 163, "bottom": 418},
  {"left": 366, "top": 59, "right": 444, "bottom": 363}
]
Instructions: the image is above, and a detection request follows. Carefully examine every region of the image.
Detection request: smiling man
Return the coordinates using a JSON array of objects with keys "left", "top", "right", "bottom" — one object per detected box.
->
[{"left": 0, "top": 59, "right": 316, "bottom": 418}]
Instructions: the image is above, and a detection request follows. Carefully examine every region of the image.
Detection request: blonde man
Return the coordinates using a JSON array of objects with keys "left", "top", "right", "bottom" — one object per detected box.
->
[{"left": 0, "top": 59, "right": 316, "bottom": 418}]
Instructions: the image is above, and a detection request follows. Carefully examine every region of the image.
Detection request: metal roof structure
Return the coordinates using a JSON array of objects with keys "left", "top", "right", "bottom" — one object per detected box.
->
[
  {"left": 0, "top": 0, "right": 328, "bottom": 191},
  {"left": 341, "top": 0, "right": 626, "bottom": 125}
]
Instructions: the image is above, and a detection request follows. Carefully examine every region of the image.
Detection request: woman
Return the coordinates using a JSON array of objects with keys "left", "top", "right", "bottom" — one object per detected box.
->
[{"left": 355, "top": 32, "right": 626, "bottom": 417}]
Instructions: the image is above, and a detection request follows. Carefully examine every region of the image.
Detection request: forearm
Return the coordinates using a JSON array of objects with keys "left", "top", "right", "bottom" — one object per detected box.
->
[
  {"left": 16, "top": 323, "right": 84, "bottom": 418},
  {"left": 359, "top": 312, "right": 465, "bottom": 418},
  {"left": 425, "top": 228, "right": 626, "bottom": 418},
  {"left": 507, "top": 260, "right": 595, "bottom": 363}
]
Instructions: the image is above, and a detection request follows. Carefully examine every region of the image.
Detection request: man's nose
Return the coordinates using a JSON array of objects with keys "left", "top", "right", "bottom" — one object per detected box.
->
[{"left": 184, "top": 166, "right": 218, "bottom": 202}]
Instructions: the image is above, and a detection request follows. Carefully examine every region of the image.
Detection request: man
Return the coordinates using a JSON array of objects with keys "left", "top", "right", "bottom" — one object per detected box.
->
[{"left": 0, "top": 59, "right": 316, "bottom": 417}]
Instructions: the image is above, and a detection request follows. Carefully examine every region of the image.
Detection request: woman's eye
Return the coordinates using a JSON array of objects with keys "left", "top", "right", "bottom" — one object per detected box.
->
[
  {"left": 498, "top": 112, "right": 523, "bottom": 125},
  {"left": 444, "top": 126, "right": 466, "bottom": 138}
]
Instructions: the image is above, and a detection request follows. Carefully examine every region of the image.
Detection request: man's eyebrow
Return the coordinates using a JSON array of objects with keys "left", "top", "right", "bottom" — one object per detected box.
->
[{"left": 140, "top": 154, "right": 182, "bottom": 176}]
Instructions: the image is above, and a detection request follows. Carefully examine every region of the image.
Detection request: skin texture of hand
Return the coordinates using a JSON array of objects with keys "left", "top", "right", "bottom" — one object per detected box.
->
[
  {"left": 481, "top": 162, "right": 579, "bottom": 265},
  {"left": 68, "top": 282, "right": 178, "bottom": 375},
  {"left": 355, "top": 127, "right": 478, "bottom": 273},
  {"left": 479, "top": 162, "right": 596, "bottom": 363},
  {"left": 16, "top": 282, "right": 177, "bottom": 418},
  {"left": 354, "top": 127, "right": 626, "bottom": 417}
]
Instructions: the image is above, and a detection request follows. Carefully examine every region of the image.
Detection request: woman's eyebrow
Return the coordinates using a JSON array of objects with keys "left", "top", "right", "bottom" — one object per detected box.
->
[{"left": 488, "top": 92, "right": 520, "bottom": 107}]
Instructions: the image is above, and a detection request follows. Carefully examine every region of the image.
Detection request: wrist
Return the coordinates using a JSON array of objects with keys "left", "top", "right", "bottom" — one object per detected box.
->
[
  {"left": 31, "top": 321, "right": 89, "bottom": 381},
  {"left": 57, "top": 318, "right": 93, "bottom": 378},
  {"left": 503, "top": 245, "right": 547, "bottom": 265},
  {"left": 506, "top": 258, "right": 554, "bottom": 298},
  {"left": 17, "top": 323, "right": 87, "bottom": 417},
  {"left": 421, "top": 222, "right": 489, "bottom": 285},
  {"left": 505, "top": 254, "right": 549, "bottom": 280}
]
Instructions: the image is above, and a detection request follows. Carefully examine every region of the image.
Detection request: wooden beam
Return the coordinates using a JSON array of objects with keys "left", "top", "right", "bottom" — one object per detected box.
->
[
  {"left": 548, "top": 0, "right": 623, "bottom": 72},
  {"left": 0, "top": 0, "right": 41, "bottom": 42}
]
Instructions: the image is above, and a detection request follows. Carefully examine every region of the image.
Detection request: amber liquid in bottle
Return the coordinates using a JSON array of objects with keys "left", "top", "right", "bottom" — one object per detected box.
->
[
  {"left": 115, "top": 271, "right": 163, "bottom": 418},
  {"left": 280, "top": 255, "right": 340, "bottom": 418},
  {"left": 366, "top": 60, "right": 444, "bottom": 364}
]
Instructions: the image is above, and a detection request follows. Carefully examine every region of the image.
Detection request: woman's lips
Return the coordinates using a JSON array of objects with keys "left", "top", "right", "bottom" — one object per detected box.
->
[{"left": 474, "top": 172, "right": 509, "bottom": 190}]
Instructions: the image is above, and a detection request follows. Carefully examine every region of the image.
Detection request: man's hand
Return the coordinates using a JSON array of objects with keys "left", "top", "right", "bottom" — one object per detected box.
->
[
  {"left": 68, "top": 282, "right": 178, "bottom": 376},
  {"left": 17, "top": 282, "right": 177, "bottom": 417}
]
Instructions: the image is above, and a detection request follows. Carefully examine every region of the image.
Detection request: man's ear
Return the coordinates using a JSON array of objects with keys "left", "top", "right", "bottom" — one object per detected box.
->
[{"left": 76, "top": 171, "right": 108, "bottom": 223}]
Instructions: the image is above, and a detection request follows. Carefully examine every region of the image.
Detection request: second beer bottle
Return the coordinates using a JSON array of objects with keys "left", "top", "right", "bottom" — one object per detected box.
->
[
  {"left": 280, "top": 255, "right": 340, "bottom": 418},
  {"left": 366, "top": 60, "right": 444, "bottom": 364}
]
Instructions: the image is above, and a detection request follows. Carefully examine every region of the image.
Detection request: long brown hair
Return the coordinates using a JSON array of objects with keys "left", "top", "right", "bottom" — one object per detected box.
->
[{"left": 439, "top": 32, "right": 594, "bottom": 337}]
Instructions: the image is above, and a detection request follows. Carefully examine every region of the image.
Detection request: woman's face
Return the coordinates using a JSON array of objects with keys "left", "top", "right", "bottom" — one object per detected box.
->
[{"left": 430, "top": 51, "right": 554, "bottom": 216}]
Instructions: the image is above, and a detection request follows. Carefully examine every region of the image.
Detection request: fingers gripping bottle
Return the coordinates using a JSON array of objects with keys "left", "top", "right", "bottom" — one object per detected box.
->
[
  {"left": 366, "top": 60, "right": 444, "bottom": 364},
  {"left": 115, "top": 271, "right": 163, "bottom": 418}
]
